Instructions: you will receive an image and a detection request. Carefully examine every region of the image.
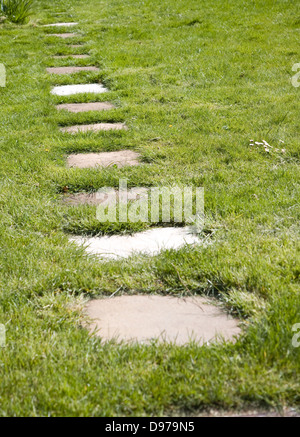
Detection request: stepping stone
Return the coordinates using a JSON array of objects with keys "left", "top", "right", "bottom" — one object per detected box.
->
[
  {"left": 43, "top": 22, "right": 78, "bottom": 27},
  {"left": 56, "top": 102, "right": 115, "bottom": 112},
  {"left": 67, "top": 150, "right": 140, "bottom": 169},
  {"left": 84, "top": 295, "right": 241, "bottom": 345},
  {"left": 70, "top": 227, "right": 199, "bottom": 259},
  {"left": 61, "top": 123, "right": 127, "bottom": 133},
  {"left": 52, "top": 55, "right": 90, "bottom": 59},
  {"left": 63, "top": 188, "right": 148, "bottom": 205},
  {"left": 51, "top": 83, "right": 108, "bottom": 96},
  {"left": 49, "top": 33, "right": 77, "bottom": 38},
  {"left": 46, "top": 66, "right": 99, "bottom": 74}
]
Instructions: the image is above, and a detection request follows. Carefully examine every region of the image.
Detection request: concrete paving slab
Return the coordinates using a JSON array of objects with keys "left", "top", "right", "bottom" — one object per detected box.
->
[
  {"left": 70, "top": 227, "right": 199, "bottom": 259},
  {"left": 49, "top": 33, "right": 77, "bottom": 38},
  {"left": 52, "top": 55, "right": 90, "bottom": 59},
  {"left": 43, "top": 22, "right": 78, "bottom": 27},
  {"left": 67, "top": 150, "right": 140, "bottom": 168},
  {"left": 84, "top": 295, "right": 241, "bottom": 345},
  {"left": 56, "top": 102, "right": 115, "bottom": 112},
  {"left": 51, "top": 83, "right": 108, "bottom": 96},
  {"left": 47, "top": 66, "right": 99, "bottom": 74},
  {"left": 63, "top": 188, "right": 148, "bottom": 205},
  {"left": 61, "top": 122, "right": 126, "bottom": 133}
]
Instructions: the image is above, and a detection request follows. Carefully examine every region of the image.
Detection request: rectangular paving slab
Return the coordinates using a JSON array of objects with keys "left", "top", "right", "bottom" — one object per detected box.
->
[
  {"left": 67, "top": 150, "right": 140, "bottom": 168},
  {"left": 56, "top": 102, "right": 115, "bottom": 112},
  {"left": 70, "top": 227, "right": 199, "bottom": 259},
  {"left": 48, "top": 33, "right": 78, "bottom": 38},
  {"left": 61, "top": 123, "right": 127, "bottom": 133},
  {"left": 52, "top": 55, "right": 90, "bottom": 59},
  {"left": 43, "top": 22, "right": 78, "bottom": 27},
  {"left": 84, "top": 295, "right": 241, "bottom": 345},
  {"left": 46, "top": 66, "right": 99, "bottom": 74},
  {"left": 51, "top": 83, "right": 108, "bottom": 96}
]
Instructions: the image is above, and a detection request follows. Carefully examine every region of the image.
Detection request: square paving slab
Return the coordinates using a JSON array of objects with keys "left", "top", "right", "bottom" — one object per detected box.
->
[
  {"left": 70, "top": 227, "right": 199, "bottom": 259},
  {"left": 84, "top": 295, "right": 241, "bottom": 345},
  {"left": 67, "top": 150, "right": 140, "bottom": 168},
  {"left": 46, "top": 66, "right": 99, "bottom": 74},
  {"left": 56, "top": 102, "right": 115, "bottom": 112},
  {"left": 51, "top": 83, "right": 108, "bottom": 96},
  {"left": 61, "top": 123, "right": 127, "bottom": 133}
]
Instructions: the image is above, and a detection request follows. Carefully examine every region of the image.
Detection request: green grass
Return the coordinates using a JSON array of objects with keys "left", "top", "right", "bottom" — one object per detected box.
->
[{"left": 0, "top": 0, "right": 299, "bottom": 416}]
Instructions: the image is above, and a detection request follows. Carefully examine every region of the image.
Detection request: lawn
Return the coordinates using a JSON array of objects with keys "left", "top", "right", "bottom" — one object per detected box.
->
[{"left": 0, "top": 0, "right": 299, "bottom": 416}]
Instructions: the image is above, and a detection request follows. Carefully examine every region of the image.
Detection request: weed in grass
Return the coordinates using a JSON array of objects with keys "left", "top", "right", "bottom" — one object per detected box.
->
[{"left": 0, "top": 0, "right": 33, "bottom": 24}]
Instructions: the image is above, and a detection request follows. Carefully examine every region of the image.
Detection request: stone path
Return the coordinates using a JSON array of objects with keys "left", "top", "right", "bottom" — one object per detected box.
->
[{"left": 45, "top": 18, "right": 241, "bottom": 347}]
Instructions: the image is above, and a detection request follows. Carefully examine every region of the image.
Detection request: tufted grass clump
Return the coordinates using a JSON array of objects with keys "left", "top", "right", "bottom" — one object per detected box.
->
[{"left": 0, "top": 0, "right": 33, "bottom": 24}]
